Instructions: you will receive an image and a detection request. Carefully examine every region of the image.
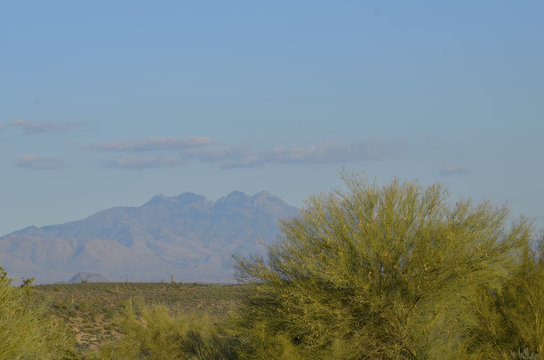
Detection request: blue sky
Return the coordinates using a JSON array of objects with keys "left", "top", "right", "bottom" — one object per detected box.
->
[{"left": 1, "top": 1, "right": 543, "bottom": 235}]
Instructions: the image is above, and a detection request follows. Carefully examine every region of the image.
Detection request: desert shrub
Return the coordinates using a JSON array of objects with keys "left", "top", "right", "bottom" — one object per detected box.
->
[
  {"left": 234, "top": 173, "right": 531, "bottom": 359},
  {"left": 0, "top": 267, "right": 75, "bottom": 359},
  {"left": 94, "top": 298, "right": 238, "bottom": 359}
]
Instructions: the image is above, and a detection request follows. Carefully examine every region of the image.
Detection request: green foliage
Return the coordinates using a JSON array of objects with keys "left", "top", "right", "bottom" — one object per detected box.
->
[
  {"left": 34, "top": 281, "right": 249, "bottom": 355},
  {"left": 11, "top": 174, "right": 540, "bottom": 359},
  {"left": 234, "top": 173, "right": 531, "bottom": 359},
  {"left": 233, "top": 318, "right": 306, "bottom": 360},
  {"left": 0, "top": 267, "right": 74, "bottom": 360},
  {"left": 463, "top": 233, "right": 544, "bottom": 359},
  {"left": 93, "top": 298, "right": 238, "bottom": 359}
]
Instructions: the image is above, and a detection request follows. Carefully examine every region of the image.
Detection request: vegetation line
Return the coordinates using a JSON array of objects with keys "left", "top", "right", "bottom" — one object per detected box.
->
[{"left": 2, "top": 174, "right": 543, "bottom": 359}]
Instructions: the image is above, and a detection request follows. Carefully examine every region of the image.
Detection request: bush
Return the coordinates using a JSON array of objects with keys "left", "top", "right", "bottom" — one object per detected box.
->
[
  {"left": 0, "top": 267, "right": 74, "bottom": 359},
  {"left": 95, "top": 298, "right": 238, "bottom": 359},
  {"left": 234, "top": 173, "right": 531, "bottom": 359}
]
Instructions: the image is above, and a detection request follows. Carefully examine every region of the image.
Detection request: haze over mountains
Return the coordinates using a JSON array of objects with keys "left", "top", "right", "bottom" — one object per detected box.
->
[{"left": 0, "top": 191, "right": 298, "bottom": 284}]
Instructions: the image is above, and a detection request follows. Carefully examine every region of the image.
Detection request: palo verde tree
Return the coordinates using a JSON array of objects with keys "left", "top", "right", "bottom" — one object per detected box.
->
[
  {"left": 234, "top": 173, "right": 532, "bottom": 360},
  {"left": 463, "top": 232, "right": 544, "bottom": 360},
  {"left": 0, "top": 267, "right": 74, "bottom": 360}
]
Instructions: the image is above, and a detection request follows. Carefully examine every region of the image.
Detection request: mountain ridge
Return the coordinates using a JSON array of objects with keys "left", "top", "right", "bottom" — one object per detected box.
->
[{"left": 0, "top": 191, "right": 298, "bottom": 284}]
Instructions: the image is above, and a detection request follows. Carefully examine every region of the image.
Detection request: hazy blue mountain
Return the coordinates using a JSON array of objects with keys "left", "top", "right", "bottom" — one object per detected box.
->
[
  {"left": 0, "top": 191, "right": 298, "bottom": 284},
  {"left": 69, "top": 272, "right": 109, "bottom": 283}
]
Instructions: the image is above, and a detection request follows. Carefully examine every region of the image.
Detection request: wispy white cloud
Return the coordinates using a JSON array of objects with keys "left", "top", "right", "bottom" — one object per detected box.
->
[
  {"left": 182, "top": 145, "right": 255, "bottom": 165},
  {"left": 15, "top": 155, "right": 67, "bottom": 170},
  {"left": 8, "top": 119, "right": 83, "bottom": 134},
  {"left": 88, "top": 137, "right": 213, "bottom": 151},
  {"left": 263, "top": 140, "right": 394, "bottom": 165},
  {"left": 96, "top": 137, "right": 404, "bottom": 169},
  {"left": 207, "top": 140, "right": 398, "bottom": 168},
  {"left": 106, "top": 155, "right": 185, "bottom": 169},
  {"left": 440, "top": 165, "right": 472, "bottom": 176}
]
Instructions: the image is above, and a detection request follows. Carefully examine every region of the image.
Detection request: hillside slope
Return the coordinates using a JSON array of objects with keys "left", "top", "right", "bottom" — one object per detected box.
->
[{"left": 0, "top": 191, "right": 297, "bottom": 283}]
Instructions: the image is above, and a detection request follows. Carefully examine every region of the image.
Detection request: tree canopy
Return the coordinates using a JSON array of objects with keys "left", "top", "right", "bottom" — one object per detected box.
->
[{"left": 235, "top": 173, "right": 532, "bottom": 359}]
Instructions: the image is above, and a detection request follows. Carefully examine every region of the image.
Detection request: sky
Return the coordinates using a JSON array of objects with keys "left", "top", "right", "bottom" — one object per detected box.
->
[{"left": 1, "top": 1, "right": 543, "bottom": 236}]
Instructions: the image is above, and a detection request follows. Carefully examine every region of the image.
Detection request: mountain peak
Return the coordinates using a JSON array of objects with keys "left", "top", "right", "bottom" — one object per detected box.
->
[
  {"left": 175, "top": 192, "right": 206, "bottom": 204},
  {"left": 143, "top": 192, "right": 207, "bottom": 207},
  {"left": 143, "top": 193, "right": 170, "bottom": 206},
  {"left": 226, "top": 191, "right": 249, "bottom": 200},
  {"left": 1, "top": 189, "right": 298, "bottom": 283},
  {"left": 253, "top": 191, "right": 275, "bottom": 199}
]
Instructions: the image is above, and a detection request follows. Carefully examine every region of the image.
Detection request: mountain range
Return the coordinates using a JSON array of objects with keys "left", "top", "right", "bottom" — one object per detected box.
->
[{"left": 0, "top": 191, "right": 298, "bottom": 284}]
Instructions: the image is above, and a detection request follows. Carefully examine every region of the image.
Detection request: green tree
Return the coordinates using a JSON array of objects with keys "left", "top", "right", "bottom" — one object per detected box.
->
[
  {"left": 463, "top": 232, "right": 544, "bottom": 359},
  {"left": 0, "top": 267, "right": 74, "bottom": 359},
  {"left": 234, "top": 173, "right": 531, "bottom": 359}
]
